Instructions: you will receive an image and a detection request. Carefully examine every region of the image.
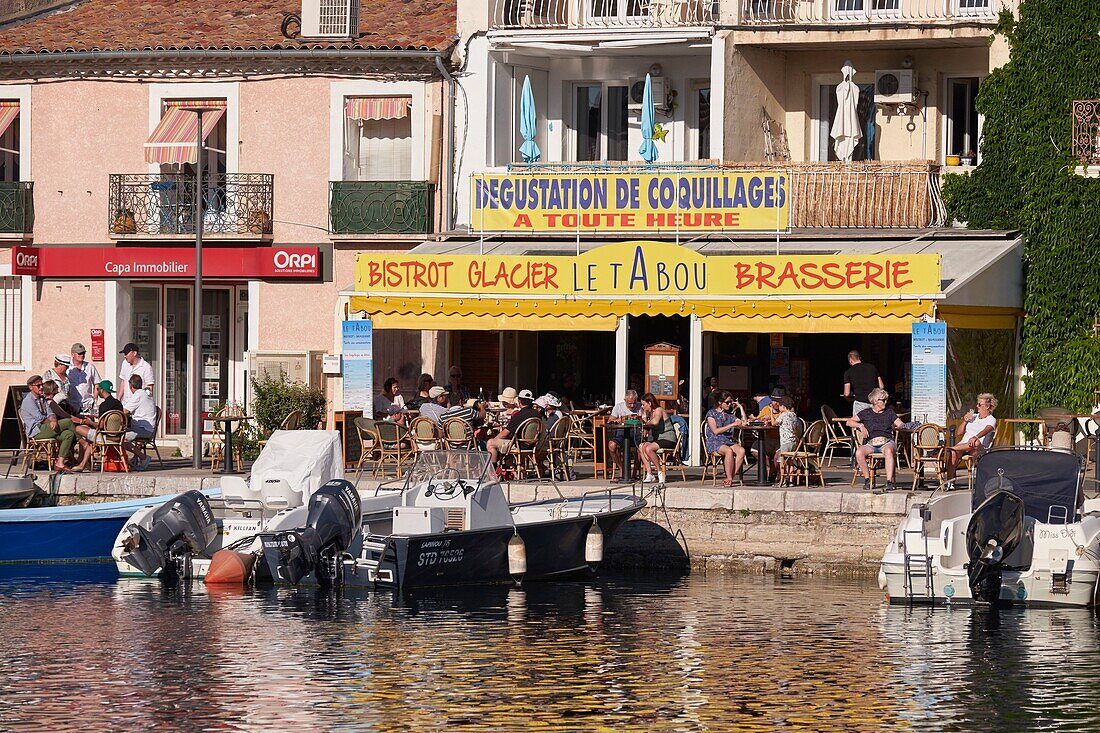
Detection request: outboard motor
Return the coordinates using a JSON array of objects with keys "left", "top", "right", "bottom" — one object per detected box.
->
[
  {"left": 120, "top": 490, "right": 217, "bottom": 582},
  {"left": 261, "top": 479, "right": 362, "bottom": 586},
  {"left": 965, "top": 491, "right": 1024, "bottom": 604}
]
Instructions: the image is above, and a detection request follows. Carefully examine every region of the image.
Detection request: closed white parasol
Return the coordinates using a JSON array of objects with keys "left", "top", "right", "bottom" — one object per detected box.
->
[{"left": 831, "top": 62, "right": 862, "bottom": 163}]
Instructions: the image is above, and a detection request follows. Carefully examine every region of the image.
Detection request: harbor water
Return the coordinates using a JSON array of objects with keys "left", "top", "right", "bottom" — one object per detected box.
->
[{"left": 2, "top": 565, "right": 1100, "bottom": 731}]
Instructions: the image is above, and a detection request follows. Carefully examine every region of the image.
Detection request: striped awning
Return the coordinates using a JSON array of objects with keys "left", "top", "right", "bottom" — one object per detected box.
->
[
  {"left": 0, "top": 101, "right": 20, "bottom": 140},
  {"left": 345, "top": 97, "right": 411, "bottom": 121},
  {"left": 144, "top": 99, "right": 227, "bottom": 165}
]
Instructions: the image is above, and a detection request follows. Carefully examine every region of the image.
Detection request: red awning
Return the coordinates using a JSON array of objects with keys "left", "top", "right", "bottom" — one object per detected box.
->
[
  {"left": 144, "top": 99, "right": 226, "bottom": 165},
  {"left": 0, "top": 101, "right": 20, "bottom": 140},
  {"left": 345, "top": 97, "right": 410, "bottom": 121}
]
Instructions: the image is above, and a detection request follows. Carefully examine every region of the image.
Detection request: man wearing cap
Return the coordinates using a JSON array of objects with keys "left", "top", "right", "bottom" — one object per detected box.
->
[
  {"left": 540, "top": 393, "right": 564, "bottom": 428},
  {"left": 418, "top": 385, "right": 451, "bottom": 427},
  {"left": 95, "top": 380, "right": 124, "bottom": 416},
  {"left": 487, "top": 389, "right": 540, "bottom": 466},
  {"left": 119, "top": 343, "right": 154, "bottom": 399},
  {"left": 19, "top": 374, "right": 77, "bottom": 472},
  {"left": 68, "top": 342, "right": 102, "bottom": 414},
  {"left": 42, "top": 353, "right": 75, "bottom": 414}
]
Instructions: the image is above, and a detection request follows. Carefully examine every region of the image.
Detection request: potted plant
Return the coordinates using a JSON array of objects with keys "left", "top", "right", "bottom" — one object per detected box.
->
[
  {"left": 960, "top": 149, "right": 975, "bottom": 166},
  {"left": 112, "top": 208, "right": 136, "bottom": 234}
]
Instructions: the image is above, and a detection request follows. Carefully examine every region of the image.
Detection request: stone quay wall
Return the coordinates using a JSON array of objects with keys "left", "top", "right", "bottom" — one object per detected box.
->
[{"left": 37, "top": 474, "right": 919, "bottom": 576}]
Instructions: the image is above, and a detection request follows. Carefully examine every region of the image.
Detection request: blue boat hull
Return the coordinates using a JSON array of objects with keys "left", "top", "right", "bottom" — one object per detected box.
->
[{"left": 0, "top": 491, "right": 219, "bottom": 563}]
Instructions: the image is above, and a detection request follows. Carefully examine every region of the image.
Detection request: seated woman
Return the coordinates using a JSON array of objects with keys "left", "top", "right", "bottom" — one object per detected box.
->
[
  {"left": 705, "top": 390, "right": 746, "bottom": 488},
  {"left": 638, "top": 393, "right": 677, "bottom": 484},
  {"left": 847, "top": 387, "right": 905, "bottom": 493},
  {"left": 42, "top": 380, "right": 94, "bottom": 471},
  {"left": 944, "top": 393, "right": 998, "bottom": 490}
]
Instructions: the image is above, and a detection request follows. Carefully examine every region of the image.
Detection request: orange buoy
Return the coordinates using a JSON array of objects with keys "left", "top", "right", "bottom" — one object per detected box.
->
[{"left": 204, "top": 549, "right": 257, "bottom": 585}]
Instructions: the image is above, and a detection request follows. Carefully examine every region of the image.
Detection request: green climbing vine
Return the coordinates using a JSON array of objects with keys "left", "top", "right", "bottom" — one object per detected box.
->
[{"left": 942, "top": 0, "right": 1100, "bottom": 415}]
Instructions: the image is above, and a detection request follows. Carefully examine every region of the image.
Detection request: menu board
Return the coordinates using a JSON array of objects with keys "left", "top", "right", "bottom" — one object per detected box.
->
[{"left": 911, "top": 321, "right": 947, "bottom": 426}]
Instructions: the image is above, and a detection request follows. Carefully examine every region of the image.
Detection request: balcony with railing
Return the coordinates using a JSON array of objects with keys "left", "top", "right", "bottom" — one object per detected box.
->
[
  {"left": 1072, "top": 100, "right": 1099, "bottom": 176},
  {"left": 0, "top": 182, "right": 33, "bottom": 236},
  {"left": 329, "top": 181, "right": 434, "bottom": 236},
  {"left": 491, "top": 0, "right": 717, "bottom": 30},
  {"left": 108, "top": 173, "right": 273, "bottom": 239},
  {"left": 737, "top": 0, "right": 1000, "bottom": 26}
]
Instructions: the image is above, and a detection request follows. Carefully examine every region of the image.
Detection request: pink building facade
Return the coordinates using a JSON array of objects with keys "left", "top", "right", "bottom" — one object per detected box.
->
[{"left": 0, "top": 0, "right": 456, "bottom": 453}]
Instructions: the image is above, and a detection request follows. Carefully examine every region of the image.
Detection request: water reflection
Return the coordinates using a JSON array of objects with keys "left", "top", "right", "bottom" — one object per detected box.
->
[{"left": 0, "top": 567, "right": 1099, "bottom": 731}]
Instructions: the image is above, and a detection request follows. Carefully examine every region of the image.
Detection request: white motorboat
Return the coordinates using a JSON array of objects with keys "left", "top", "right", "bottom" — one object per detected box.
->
[
  {"left": 112, "top": 430, "right": 344, "bottom": 581},
  {"left": 260, "top": 451, "right": 646, "bottom": 589},
  {"left": 880, "top": 446, "right": 1100, "bottom": 607}
]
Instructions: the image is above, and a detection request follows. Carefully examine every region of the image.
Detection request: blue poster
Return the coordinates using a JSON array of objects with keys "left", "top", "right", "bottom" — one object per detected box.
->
[
  {"left": 342, "top": 320, "right": 374, "bottom": 415},
  {"left": 911, "top": 321, "right": 947, "bottom": 426}
]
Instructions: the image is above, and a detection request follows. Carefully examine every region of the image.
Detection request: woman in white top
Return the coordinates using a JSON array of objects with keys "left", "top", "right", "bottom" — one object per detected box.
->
[{"left": 945, "top": 392, "right": 998, "bottom": 487}]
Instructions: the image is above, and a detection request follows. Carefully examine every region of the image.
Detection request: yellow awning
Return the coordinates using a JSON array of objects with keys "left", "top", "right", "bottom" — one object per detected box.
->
[
  {"left": 349, "top": 295, "right": 933, "bottom": 333},
  {"left": 938, "top": 306, "right": 1021, "bottom": 330},
  {"left": 699, "top": 299, "right": 934, "bottom": 334}
]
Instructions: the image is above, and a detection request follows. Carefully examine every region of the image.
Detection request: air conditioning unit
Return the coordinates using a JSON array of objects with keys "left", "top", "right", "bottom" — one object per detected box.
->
[
  {"left": 248, "top": 350, "right": 325, "bottom": 391},
  {"left": 874, "top": 69, "right": 916, "bottom": 105},
  {"left": 628, "top": 77, "right": 668, "bottom": 111},
  {"left": 301, "top": 0, "right": 359, "bottom": 38}
]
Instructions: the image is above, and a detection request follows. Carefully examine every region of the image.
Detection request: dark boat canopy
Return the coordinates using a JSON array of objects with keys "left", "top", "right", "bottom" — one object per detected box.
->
[{"left": 972, "top": 447, "right": 1083, "bottom": 523}]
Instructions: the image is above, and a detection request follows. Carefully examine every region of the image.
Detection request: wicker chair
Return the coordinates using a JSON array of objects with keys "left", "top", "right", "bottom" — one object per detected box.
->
[
  {"left": 131, "top": 405, "right": 164, "bottom": 466},
  {"left": 699, "top": 420, "right": 723, "bottom": 486},
  {"left": 442, "top": 417, "right": 475, "bottom": 450},
  {"left": 374, "top": 420, "right": 413, "bottom": 478},
  {"left": 409, "top": 416, "right": 440, "bottom": 452},
  {"left": 779, "top": 419, "right": 825, "bottom": 487},
  {"left": 94, "top": 410, "right": 130, "bottom": 473},
  {"left": 820, "top": 404, "right": 856, "bottom": 466},
  {"left": 258, "top": 410, "right": 302, "bottom": 449},
  {"left": 208, "top": 404, "right": 246, "bottom": 473},
  {"left": 654, "top": 422, "right": 687, "bottom": 483},
  {"left": 545, "top": 415, "right": 573, "bottom": 480},
  {"left": 910, "top": 423, "right": 946, "bottom": 491},
  {"left": 352, "top": 416, "right": 379, "bottom": 475},
  {"left": 567, "top": 412, "right": 596, "bottom": 464},
  {"left": 501, "top": 417, "right": 543, "bottom": 480},
  {"left": 16, "top": 408, "right": 59, "bottom": 473}
]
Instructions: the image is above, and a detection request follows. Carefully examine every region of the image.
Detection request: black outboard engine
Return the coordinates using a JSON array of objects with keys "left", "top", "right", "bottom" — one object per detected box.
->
[
  {"left": 965, "top": 491, "right": 1024, "bottom": 605},
  {"left": 261, "top": 479, "right": 362, "bottom": 586},
  {"left": 121, "top": 490, "right": 217, "bottom": 582}
]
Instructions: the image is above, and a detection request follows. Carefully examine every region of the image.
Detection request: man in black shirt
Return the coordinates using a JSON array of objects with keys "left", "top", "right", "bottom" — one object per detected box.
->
[
  {"left": 843, "top": 350, "right": 884, "bottom": 417},
  {"left": 487, "top": 389, "right": 541, "bottom": 466},
  {"left": 95, "top": 380, "right": 124, "bottom": 415}
]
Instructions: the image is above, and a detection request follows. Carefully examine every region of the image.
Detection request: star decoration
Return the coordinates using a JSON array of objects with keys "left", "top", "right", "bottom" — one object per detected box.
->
[{"left": 651, "top": 123, "right": 668, "bottom": 142}]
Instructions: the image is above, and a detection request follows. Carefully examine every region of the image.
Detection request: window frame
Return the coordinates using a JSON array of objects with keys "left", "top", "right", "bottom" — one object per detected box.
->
[
  {"left": 942, "top": 74, "right": 984, "bottom": 164},
  {"left": 329, "top": 81, "right": 427, "bottom": 183},
  {"left": 342, "top": 98, "right": 415, "bottom": 182},
  {"left": 0, "top": 265, "right": 32, "bottom": 371},
  {"left": 568, "top": 80, "right": 632, "bottom": 163},
  {"left": 148, "top": 82, "right": 239, "bottom": 176}
]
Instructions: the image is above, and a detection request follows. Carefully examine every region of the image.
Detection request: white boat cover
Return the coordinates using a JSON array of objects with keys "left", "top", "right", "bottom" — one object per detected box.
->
[{"left": 249, "top": 430, "right": 344, "bottom": 500}]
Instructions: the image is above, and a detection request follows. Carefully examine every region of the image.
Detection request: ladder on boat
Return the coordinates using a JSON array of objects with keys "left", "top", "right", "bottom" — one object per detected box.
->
[
  {"left": 351, "top": 535, "right": 393, "bottom": 584},
  {"left": 902, "top": 526, "right": 933, "bottom": 603}
]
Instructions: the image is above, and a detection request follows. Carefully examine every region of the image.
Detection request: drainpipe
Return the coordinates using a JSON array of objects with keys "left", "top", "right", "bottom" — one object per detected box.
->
[{"left": 434, "top": 55, "right": 456, "bottom": 233}]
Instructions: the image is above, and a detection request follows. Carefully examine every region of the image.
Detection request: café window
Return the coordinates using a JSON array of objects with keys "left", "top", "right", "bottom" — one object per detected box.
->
[
  {"left": 573, "top": 83, "right": 629, "bottom": 162},
  {"left": 343, "top": 97, "right": 413, "bottom": 181}
]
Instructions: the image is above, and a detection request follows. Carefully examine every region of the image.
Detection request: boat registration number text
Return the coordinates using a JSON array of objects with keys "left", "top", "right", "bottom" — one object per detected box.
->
[{"left": 417, "top": 548, "right": 465, "bottom": 567}]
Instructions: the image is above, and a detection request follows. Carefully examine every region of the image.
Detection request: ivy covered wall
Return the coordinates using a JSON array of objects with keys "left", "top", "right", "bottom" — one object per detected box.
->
[{"left": 943, "top": 0, "right": 1100, "bottom": 415}]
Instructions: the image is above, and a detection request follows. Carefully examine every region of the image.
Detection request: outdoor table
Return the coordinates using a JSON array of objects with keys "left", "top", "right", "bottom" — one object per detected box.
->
[
  {"left": 617, "top": 419, "right": 645, "bottom": 483},
  {"left": 210, "top": 414, "right": 251, "bottom": 473},
  {"left": 740, "top": 423, "right": 778, "bottom": 485}
]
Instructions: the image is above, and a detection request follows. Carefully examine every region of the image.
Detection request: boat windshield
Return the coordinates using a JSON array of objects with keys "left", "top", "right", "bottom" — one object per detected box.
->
[
  {"left": 402, "top": 451, "right": 495, "bottom": 489},
  {"left": 972, "top": 448, "right": 1082, "bottom": 522}
]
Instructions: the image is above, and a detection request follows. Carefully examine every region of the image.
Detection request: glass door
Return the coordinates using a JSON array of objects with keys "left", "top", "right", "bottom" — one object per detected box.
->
[
  {"left": 131, "top": 286, "right": 161, "bottom": 389},
  {"left": 165, "top": 287, "right": 191, "bottom": 435},
  {"left": 200, "top": 288, "right": 232, "bottom": 433}
]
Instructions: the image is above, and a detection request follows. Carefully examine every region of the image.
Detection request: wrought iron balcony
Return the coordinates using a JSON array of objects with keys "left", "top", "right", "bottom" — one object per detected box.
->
[
  {"left": 108, "top": 173, "right": 274, "bottom": 237},
  {"left": 0, "top": 181, "right": 33, "bottom": 234},
  {"left": 738, "top": 0, "right": 998, "bottom": 25},
  {"left": 1072, "top": 100, "right": 1100, "bottom": 167},
  {"left": 491, "top": 0, "right": 717, "bottom": 29},
  {"left": 329, "top": 181, "right": 434, "bottom": 236}
]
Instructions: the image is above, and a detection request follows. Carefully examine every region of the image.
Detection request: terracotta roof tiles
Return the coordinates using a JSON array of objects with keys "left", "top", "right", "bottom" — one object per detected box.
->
[{"left": 0, "top": 0, "right": 457, "bottom": 55}]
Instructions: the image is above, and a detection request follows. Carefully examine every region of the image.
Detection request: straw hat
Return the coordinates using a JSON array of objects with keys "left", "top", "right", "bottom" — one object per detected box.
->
[{"left": 497, "top": 386, "right": 518, "bottom": 403}]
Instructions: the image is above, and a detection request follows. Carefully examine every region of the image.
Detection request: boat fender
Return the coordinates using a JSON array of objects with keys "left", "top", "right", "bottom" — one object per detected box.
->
[
  {"left": 205, "top": 549, "right": 258, "bottom": 585},
  {"left": 507, "top": 534, "right": 527, "bottom": 579},
  {"left": 585, "top": 523, "right": 604, "bottom": 566}
]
